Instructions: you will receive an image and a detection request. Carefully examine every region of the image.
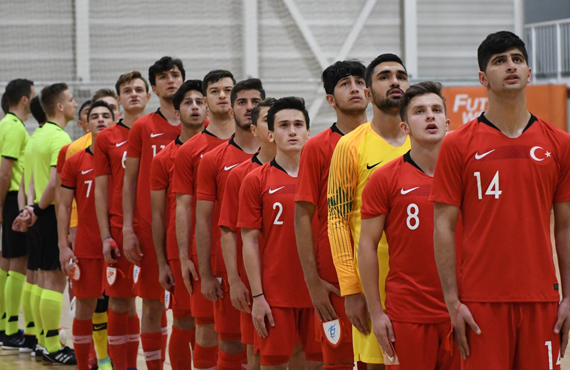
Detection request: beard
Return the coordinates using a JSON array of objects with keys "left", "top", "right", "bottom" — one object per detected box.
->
[
  {"left": 235, "top": 115, "right": 252, "bottom": 131},
  {"left": 372, "top": 88, "right": 403, "bottom": 114}
]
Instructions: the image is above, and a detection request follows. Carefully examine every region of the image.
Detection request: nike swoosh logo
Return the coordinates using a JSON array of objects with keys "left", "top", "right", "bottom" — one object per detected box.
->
[
  {"left": 401, "top": 187, "right": 419, "bottom": 195},
  {"left": 81, "top": 169, "right": 94, "bottom": 175},
  {"left": 224, "top": 164, "right": 239, "bottom": 171},
  {"left": 366, "top": 161, "right": 382, "bottom": 170},
  {"left": 93, "top": 324, "right": 106, "bottom": 331},
  {"left": 115, "top": 141, "right": 127, "bottom": 147},
  {"left": 268, "top": 186, "right": 285, "bottom": 194},
  {"left": 150, "top": 133, "right": 164, "bottom": 138},
  {"left": 475, "top": 149, "right": 495, "bottom": 160}
]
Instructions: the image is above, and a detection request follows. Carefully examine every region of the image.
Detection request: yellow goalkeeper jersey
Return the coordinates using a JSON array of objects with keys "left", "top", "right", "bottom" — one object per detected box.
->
[{"left": 65, "top": 133, "right": 92, "bottom": 228}]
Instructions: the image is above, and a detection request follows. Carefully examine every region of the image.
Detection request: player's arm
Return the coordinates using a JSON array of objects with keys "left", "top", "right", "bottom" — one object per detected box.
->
[
  {"left": 295, "top": 201, "right": 340, "bottom": 322},
  {"left": 17, "top": 171, "right": 26, "bottom": 210},
  {"left": 359, "top": 214, "right": 394, "bottom": 355},
  {"left": 195, "top": 199, "right": 223, "bottom": 301},
  {"left": 0, "top": 157, "right": 15, "bottom": 222},
  {"left": 151, "top": 188, "right": 174, "bottom": 291},
  {"left": 26, "top": 167, "right": 57, "bottom": 227},
  {"left": 57, "top": 176, "right": 77, "bottom": 276},
  {"left": 95, "top": 175, "right": 117, "bottom": 263},
  {"left": 221, "top": 226, "right": 249, "bottom": 312},
  {"left": 12, "top": 171, "right": 28, "bottom": 233},
  {"left": 176, "top": 192, "right": 198, "bottom": 294},
  {"left": 553, "top": 201, "right": 570, "bottom": 357},
  {"left": 122, "top": 156, "right": 142, "bottom": 264}
]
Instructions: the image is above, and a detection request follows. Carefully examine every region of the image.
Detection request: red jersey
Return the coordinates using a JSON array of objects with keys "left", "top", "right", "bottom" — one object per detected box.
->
[
  {"left": 295, "top": 123, "right": 343, "bottom": 283},
  {"left": 94, "top": 120, "right": 130, "bottom": 229},
  {"left": 219, "top": 155, "right": 263, "bottom": 275},
  {"left": 150, "top": 137, "right": 183, "bottom": 260},
  {"left": 126, "top": 109, "right": 181, "bottom": 230},
  {"left": 238, "top": 160, "right": 314, "bottom": 308},
  {"left": 429, "top": 115, "right": 570, "bottom": 303},
  {"left": 56, "top": 144, "right": 70, "bottom": 174},
  {"left": 60, "top": 148, "right": 102, "bottom": 258},
  {"left": 361, "top": 153, "right": 449, "bottom": 324},
  {"left": 195, "top": 138, "right": 255, "bottom": 275},
  {"left": 171, "top": 130, "right": 227, "bottom": 256}
]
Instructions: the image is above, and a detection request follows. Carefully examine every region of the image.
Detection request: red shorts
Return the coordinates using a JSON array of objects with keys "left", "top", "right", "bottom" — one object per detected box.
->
[
  {"left": 461, "top": 302, "right": 560, "bottom": 370},
  {"left": 214, "top": 274, "right": 241, "bottom": 341},
  {"left": 314, "top": 292, "right": 354, "bottom": 365},
  {"left": 256, "top": 307, "right": 323, "bottom": 365},
  {"left": 104, "top": 227, "right": 136, "bottom": 298},
  {"left": 169, "top": 258, "right": 191, "bottom": 316},
  {"left": 241, "top": 311, "right": 255, "bottom": 345},
  {"left": 190, "top": 255, "right": 214, "bottom": 324},
  {"left": 388, "top": 321, "right": 459, "bottom": 370},
  {"left": 133, "top": 227, "right": 163, "bottom": 301},
  {"left": 73, "top": 258, "right": 104, "bottom": 299}
]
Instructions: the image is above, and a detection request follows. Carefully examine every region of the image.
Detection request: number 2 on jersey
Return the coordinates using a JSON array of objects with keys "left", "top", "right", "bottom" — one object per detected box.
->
[
  {"left": 273, "top": 202, "right": 284, "bottom": 225},
  {"left": 474, "top": 171, "right": 502, "bottom": 199}
]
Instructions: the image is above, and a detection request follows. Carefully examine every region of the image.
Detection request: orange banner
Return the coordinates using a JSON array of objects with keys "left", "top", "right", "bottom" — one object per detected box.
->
[{"left": 442, "top": 85, "right": 568, "bottom": 131}]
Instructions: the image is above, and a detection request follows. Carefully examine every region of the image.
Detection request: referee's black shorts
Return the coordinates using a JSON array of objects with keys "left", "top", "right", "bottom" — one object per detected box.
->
[
  {"left": 1, "top": 191, "right": 27, "bottom": 259},
  {"left": 36, "top": 205, "right": 60, "bottom": 271}
]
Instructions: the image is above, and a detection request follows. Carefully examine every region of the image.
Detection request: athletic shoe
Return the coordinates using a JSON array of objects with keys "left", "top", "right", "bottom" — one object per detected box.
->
[
  {"left": 33, "top": 343, "right": 46, "bottom": 361},
  {"left": 42, "top": 345, "right": 77, "bottom": 365},
  {"left": 0, "top": 330, "right": 5, "bottom": 345},
  {"left": 2, "top": 330, "right": 26, "bottom": 349},
  {"left": 98, "top": 362, "right": 114, "bottom": 370},
  {"left": 18, "top": 334, "right": 37, "bottom": 353}
]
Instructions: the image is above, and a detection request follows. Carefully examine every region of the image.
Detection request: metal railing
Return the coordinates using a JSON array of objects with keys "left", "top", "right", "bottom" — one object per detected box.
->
[{"left": 525, "top": 18, "right": 570, "bottom": 82}]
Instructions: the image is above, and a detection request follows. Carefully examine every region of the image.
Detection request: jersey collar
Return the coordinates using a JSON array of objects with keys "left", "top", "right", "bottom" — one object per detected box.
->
[
  {"left": 45, "top": 121, "right": 61, "bottom": 128},
  {"left": 252, "top": 154, "right": 263, "bottom": 166},
  {"left": 117, "top": 118, "right": 130, "bottom": 130},
  {"left": 330, "top": 122, "right": 344, "bottom": 136},
  {"left": 202, "top": 128, "right": 218, "bottom": 137},
  {"left": 7, "top": 112, "right": 24, "bottom": 126},
  {"left": 479, "top": 112, "right": 537, "bottom": 133},
  {"left": 270, "top": 159, "right": 288, "bottom": 174},
  {"left": 86, "top": 147, "right": 94, "bottom": 156},
  {"left": 403, "top": 150, "right": 425, "bottom": 174},
  {"left": 229, "top": 136, "right": 243, "bottom": 151},
  {"left": 175, "top": 136, "right": 184, "bottom": 146},
  {"left": 156, "top": 108, "right": 167, "bottom": 121}
]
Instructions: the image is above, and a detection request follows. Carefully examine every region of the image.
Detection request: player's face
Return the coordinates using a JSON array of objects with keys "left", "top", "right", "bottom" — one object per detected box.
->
[
  {"left": 61, "top": 89, "right": 78, "bottom": 121},
  {"left": 369, "top": 62, "right": 409, "bottom": 114},
  {"left": 231, "top": 89, "right": 263, "bottom": 130},
  {"left": 479, "top": 48, "right": 531, "bottom": 94},
  {"left": 177, "top": 90, "right": 207, "bottom": 129},
  {"left": 401, "top": 93, "right": 449, "bottom": 144},
  {"left": 330, "top": 75, "right": 368, "bottom": 114},
  {"left": 205, "top": 77, "right": 234, "bottom": 115},
  {"left": 96, "top": 96, "right": 121, "bottom": 122},
  {"left": 87, "top": 106, "right": 113, "bottom": 135},
  {"left": 269, "top": 109, "right": 309, "bottom": 153},
  {"left": 152, "top": 66, "right": 183, "bottom": 101},
  {"left": 251, "top": 106, "right": 272, "bottom": 145},
  {"left": 118, "top": 78, "right": 150, "bottom": 113}
]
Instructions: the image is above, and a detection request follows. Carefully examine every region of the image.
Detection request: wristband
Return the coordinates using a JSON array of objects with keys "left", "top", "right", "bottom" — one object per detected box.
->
[
  {"left": 252, "top": 292, "right": 264, "bottom": 299},
  {"left": 102, "top": 235, "right": 112, "bottom": 242},
  {"left": 33, "top": 204, "right": 47, "bottom": 217}
]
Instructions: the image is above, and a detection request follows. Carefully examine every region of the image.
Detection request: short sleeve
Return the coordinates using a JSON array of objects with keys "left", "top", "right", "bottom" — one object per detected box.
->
[
  {"left": 51, "top": 133, "right": 72, "bottom": 167},
  {"left": 150, "top": 151, "right": 169, "bottom": 191},
  {"left": 295, "top": 139, "right": 322, "bottom": 205},
  {"left": 429, "top": 134, "right": 463, "bottom": 206},
  {"left": 172, "top": 145, "right": 195, "bottom": 195},
  {"left": 1, "top": 125, "right": 26, "bottom": 160},
  {"left": 56, "top": 145, "right": 70, "bottom": 174},
  {"left": 219, "top": 165, "right": 243, "bottom": 230},
  {"left": 237, "top": 171, "right": 263, "bottom": 230},
  {"left": 126, "top": 121, "right": 143, "bottom": 159},
  {"left": 60, "top": 156, "right": 77, "bottom": 189},
  {"left": 195, "top": 152, "right": 217, "bottom": 201},
  {"left": 94, "top": 131, "right": 111, "bottom": 176},
  {"left": 361, "top": 167, "right": 392, "bottom": 219},
  {"left": 554, "top": 133, "right": 570, "bottom": 203}
]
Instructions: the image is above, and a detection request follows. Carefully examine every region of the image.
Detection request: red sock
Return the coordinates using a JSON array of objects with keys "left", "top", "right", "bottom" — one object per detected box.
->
[
  {"left": 73, "top": 318, "right": 93, "bottom": 370},
  {"left": 218, "top": 348, "right": 246, "bottom": 370},
  {"left": 169, "top": 326, "right": 195, "bottom": 370},
  {"left": 161, "top": 310, "right": 168, "bottom": 364},
  {"left": 141, "top": 332, "right": 163, "bottom": 370},
  {"left": 127, "top": 315, "right": 140, "bottom": 369},
  {"left": 107, "top": 309, "right": 128, "bottom": 370},
  {"left": 357, "top": 361, "right": 367, "bottom": 370},
  {"left": 194, "top": 343, "right": 218, "bottom": 370}
]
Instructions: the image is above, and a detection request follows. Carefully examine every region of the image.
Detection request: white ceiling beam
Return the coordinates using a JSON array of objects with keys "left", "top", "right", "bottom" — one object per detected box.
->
[
  {"left": 402, "top": 0, "right": 418, "bottom": 79},
  {"left": 243, "top": 0, "right": 259, "bottom": 78},
  {"left": 74, "top": 0, "right": 91, "bottom": 83}
]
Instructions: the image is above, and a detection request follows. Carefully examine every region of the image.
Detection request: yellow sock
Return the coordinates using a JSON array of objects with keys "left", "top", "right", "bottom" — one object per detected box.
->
[
  {"left": 0, "top": 268, "right": 7, "bottom": 334},
  {"left": 40, "top": 289, "right": 63, "bottom": 353},
  {"left": 92, "top": 311, "right": 108, "bottom": 360},
  {"left": 31, "top": 284, "right": 44, "bottom": 346},
  {"left": 22, "top": 282, "right": 35, "bottom": 336}
]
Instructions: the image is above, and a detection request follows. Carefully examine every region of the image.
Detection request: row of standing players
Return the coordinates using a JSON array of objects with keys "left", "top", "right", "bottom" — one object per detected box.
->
[{"left": 2, "top": 29, "right": 570, "bottom": 370}]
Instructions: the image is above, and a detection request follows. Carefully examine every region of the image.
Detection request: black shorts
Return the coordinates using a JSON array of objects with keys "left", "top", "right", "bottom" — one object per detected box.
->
[
  {"left": 2, "top": 191, "right": 28, "bottom": 258},
  {"left": 36, "top": 205, "right": 60, "bottom": 271},
  {"left": 26, "top": 222, "right": 41, "bottom": 271}
]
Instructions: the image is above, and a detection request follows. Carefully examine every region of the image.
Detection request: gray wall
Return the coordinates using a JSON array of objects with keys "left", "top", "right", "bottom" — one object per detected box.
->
[{"left": 525, "top": 0, "right": 570, "bottom": 23}]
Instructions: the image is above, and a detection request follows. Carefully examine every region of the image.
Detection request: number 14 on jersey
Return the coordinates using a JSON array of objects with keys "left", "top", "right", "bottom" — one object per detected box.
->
[{"left": 474, "top": 171, "right": 502, "bottom": 199}]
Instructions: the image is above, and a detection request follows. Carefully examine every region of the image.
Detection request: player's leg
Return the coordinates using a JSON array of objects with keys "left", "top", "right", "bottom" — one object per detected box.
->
[
  {"left": 514, "top": 302, "right": 560, "bottom": 370},
  {"left": 25, "top": 223, "right": 42, "bottom": 356},
  {"left": 19, "top": 269, "right": 38, "bottom": 352},
  {"left": 242, "top": 309, "right": 260, "bottom": 370},
  {"left": 316, "top": 293, "right": 354, "bottom": 370},
  {"left": 298, "top": 307, "right": 323, "bottom": 370},
  {"left": 74, "top": 297, "right": 98, "bottom": 370},
  {"left": 434, "top": 321, "right": 460, "bottom": 370},
  {"left": 0, "top": 256, "right": 8, "bottom": 343},
  {"left": 258, "top": 307, "right": 298, "bottom": 370},
  {"left": 388, "top": 321, "right": 442, "bottom": 370},
  {"left": 92, "top": 295, "right": 111, "bottom": 369}
]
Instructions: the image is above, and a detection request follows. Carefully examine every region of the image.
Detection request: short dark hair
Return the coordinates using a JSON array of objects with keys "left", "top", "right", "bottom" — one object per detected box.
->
[
  {"left": 92, "top": 88, "right": 117, "bottom": 103},
  {"left": 267, "top": 96, "right": 310, "bottom": 131},
  {"left": 4, "top": 79, "right": 34, "bottom": 108},
  {"left": 1, "top": 94, "right": 7, "bottom": 115},
  {"left": 251, "top": 98, "right": 276, "bottom": 127},
  {"left": 148, "top": 56, "right": 185, "bottom": 86},
  {"left": 322, "top": 60, "right": 366, "bottom": 95},
  {"left": 115, "top": 70, "right": 149, "bottom": 95},
  {"left": 78, "top": 99, "right": 91, "bottom": 120},
  {"left": 230, "top": 78, "right": 265, "bottom": 107},
  {"left": 87, "top": 99, "right": 115, "bottom": 122},
  {"left": 202, "top": 69, "right": 235, "bottom": 95},
  {"left": 365, "top": 53, "right": 406, "bottom": 87},
  {"left": 40, "top": 83, "right": 69, "bottom": 117},
  {"left": 477, "top": 31, "right": 528, "bottom": 72},
  {"left": 173, "top": 80, "right": 203, "bottom": 111},
  {"left": 30, "top": 96, "right": 46, "bottom": 124},
  {"left": 399, "top": 81, "right": 446, "bottom": 122}
]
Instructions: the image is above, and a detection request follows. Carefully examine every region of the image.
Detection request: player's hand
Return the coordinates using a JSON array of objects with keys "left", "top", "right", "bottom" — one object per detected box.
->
[
  {"left": 449, "top": 302, "right": 481, "bottom": 360},
  {"left": 345, "top": 293, "right": 370, "bottom": 335},
  {"left": 102, "top": 239, "right": 120, "bottom": 264},
  {"left": 123, "top": 229, "right": 143, "bottom": 264},
  {"left": 25, "top": 205, "right": 38, "bottom": 226},
  {"left": 308, "top": 278, "right": 341, "bottom": 322},
  {"left": 59, "top": 246, "right": 77, "bottom": 276},
  {"left": 158, "top": 262, "right": 175, "bottom": 292},
  {"left": 371, "top": 312, "right": 395, "bottom": 357},
  {"left": 555, "top": 298, "right": 570, "bottom": 357},
  {"left": 229, "top": 277, "right": 250, "bottom": 313},
  {"left": 252, "top": 296, "right": 274, "bottom": 338},
  {"left": 201, "top": 274, "right": 223, "bottom": 302},
  {"left": 12, "top": 212, "right": 29, "bottom": 232},
  {"left": 180, "top": 256, "right": 198, "bottom": 295}
]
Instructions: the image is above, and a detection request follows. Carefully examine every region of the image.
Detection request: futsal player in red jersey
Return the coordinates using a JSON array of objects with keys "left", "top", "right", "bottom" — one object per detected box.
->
[
  {"left": 239, "top": 97, "right": 323, "bottom": 369},
  {"left": 195, "top": 78, "right": 264, "bottom": 370},
  {"left": 359, "top": 82, "right": 459, "bottom": 370},
  {"left": 294, "top": 60, "right": 368, "bottom": 370},
  {"left": 150, "top": 80, "right": 207, "bottom": 370},
  {"left": 58, "top": 101, "right": 114, "bottom": 370},
  {"left": 219, "top": 98, "right": 276, "bottom": 370},
  {"left": 123, "top": 56, "right": 183, "bottom": 369},
  {"left": 173, "top": 70, "right": 235, "bottom": 370},
  {"left": 430, "top": 31, "right": 570, "bottom": 370},
  {"left": 94, "top": 71, "right": 150, "bottom": 370}
]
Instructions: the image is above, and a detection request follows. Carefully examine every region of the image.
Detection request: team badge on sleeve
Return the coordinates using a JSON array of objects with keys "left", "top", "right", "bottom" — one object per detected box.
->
[
  {"left": 106, "top": 267, "right": 117, "bottom": 286},
  {"left": 323, "top": 318, "right": 342, "bottom": 347},
  {"left": 133, "top": 265, "right": 141, "bottom": 283}
]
